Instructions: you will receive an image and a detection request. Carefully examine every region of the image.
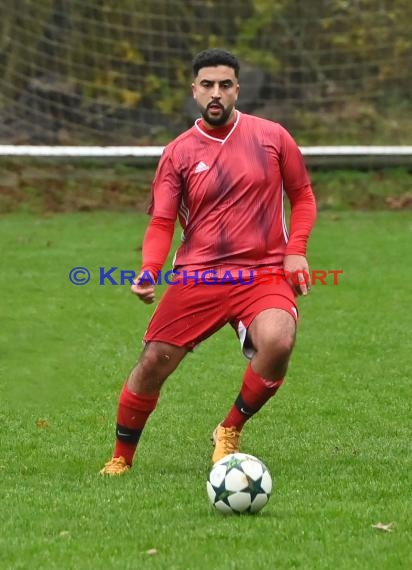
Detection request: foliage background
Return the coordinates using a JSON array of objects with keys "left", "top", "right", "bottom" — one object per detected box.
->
[{"left": 0, "top": 0, "right": 411, "bottom": 144}]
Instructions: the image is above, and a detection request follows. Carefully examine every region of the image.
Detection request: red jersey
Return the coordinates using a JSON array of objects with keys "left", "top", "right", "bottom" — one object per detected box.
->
[{"left": 147, "top": 111, "right": 314, "bottom": 273}]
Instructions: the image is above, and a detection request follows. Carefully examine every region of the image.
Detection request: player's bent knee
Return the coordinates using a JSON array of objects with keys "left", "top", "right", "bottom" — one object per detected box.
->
[
  {"left": 255, "top": 335, "right": 295, "bottom": 380},
  {"left": 276, "top": 335, "right": 295, "bottom": 357},
  {"left": 140, "top": 342, "right": 186, "bottom": 372},
  {"left": 259, "top": 333, "right": 295, "bottom": 359},
  {"left": 128, "top": 343, "right": 186, "bottom": 393}
]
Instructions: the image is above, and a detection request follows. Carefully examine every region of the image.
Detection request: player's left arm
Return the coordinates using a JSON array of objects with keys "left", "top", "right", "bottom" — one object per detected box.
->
[
  {"left": 279, "top": 127, "right": 317, "bottom": 296},
  {"left": 284, "top": 183, "right": 317, "bottom": 296}
]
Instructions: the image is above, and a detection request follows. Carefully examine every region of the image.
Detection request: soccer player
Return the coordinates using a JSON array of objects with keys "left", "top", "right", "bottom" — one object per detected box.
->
[{"left": 100, "top": 48, "right": 317, "bottom": 475}]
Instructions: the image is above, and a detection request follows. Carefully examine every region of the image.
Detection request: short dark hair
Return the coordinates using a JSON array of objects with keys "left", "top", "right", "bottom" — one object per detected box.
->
[{"left": 192, "top": 48, "right": 240, "bottom": 78}]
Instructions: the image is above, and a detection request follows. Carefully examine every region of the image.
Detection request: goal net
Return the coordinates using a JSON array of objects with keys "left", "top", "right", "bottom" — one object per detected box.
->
[{"left": 0, "top": 0, "right": 411, "bottom": 147}]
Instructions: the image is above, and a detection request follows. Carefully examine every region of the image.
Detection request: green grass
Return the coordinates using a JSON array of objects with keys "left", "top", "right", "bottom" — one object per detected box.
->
[{"left": 1, "top": 211, "right": 411, "bottom": 570}]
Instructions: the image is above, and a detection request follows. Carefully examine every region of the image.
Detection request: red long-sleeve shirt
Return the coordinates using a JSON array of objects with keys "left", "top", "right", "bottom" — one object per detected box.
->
[{"left": 142, "top": 112, "right": 316, "bottom": 278}]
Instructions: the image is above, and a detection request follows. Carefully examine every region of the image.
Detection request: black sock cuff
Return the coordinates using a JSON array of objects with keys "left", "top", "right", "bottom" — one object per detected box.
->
[
  {"left": 234, "top": 395, "right": 256, "bottom": 417},
  {"left": 116, "top": 423, "right": 142, "bottom": 444}
]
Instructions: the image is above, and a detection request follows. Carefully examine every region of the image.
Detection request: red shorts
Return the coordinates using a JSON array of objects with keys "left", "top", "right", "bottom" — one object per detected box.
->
[{"left": 143, "top": 272, "right": 298, "bottom": 358}]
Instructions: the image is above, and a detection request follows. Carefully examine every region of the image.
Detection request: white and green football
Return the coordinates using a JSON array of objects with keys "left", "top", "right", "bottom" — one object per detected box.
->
[{"left": 207, "top": 453, "right": 272, "bottom": 514}]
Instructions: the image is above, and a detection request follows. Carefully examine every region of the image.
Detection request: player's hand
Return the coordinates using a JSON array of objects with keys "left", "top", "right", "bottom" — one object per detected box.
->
[
  {"left": 131, "top": 270, "right": 156, "bottom": 304},
  {"left": 283, "top": 254, "right": 311, "bottom": 296}
]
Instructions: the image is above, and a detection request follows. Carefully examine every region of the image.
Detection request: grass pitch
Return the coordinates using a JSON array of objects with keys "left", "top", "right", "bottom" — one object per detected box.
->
[{"left": 1, "top": 210, "right": 411, "bottom": 569}]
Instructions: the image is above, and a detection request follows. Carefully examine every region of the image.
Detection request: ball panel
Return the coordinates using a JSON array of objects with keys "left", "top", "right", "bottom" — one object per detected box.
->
[
  {"left": 224, "top": 467, "right": 248, "bottom": 492},
  {"left": 206, "top": 481, "right": 217, "bottom": 503},
  {"left": 209, "top": 464, "right": 227, "bottom": 487},
  {"left": 260, "top": 470, "right": 272, "bottom": 494},
  {"left": 241, "top": 459, "right": 264, "bottom": 480},
  {"left": 214, "top": 500, "right": 234, "bottom": 514},
  {"left": 227, "top": 492, "right": 252, "bottom": 512},
  {"left": 249, "top": 493, "right": 269, "bottom": 513}
]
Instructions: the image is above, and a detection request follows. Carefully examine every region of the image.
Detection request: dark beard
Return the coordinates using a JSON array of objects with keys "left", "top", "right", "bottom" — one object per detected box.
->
[{"left": 200, "top": 104, "right": 234, "bottom": 127}]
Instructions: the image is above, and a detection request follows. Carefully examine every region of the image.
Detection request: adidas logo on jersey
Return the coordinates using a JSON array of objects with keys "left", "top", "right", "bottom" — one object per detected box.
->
[{"left": 194, "top": 161, "right": 210, "bottom": 173}]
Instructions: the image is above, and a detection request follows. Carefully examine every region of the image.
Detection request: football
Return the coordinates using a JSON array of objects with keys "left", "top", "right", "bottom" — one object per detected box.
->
[{"left": 206, "top": 453, "right": 272, "bottom": 514}]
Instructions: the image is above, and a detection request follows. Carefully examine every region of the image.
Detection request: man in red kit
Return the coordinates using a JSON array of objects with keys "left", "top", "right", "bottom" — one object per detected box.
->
[{"left": 100, "top": 48, "right": 317, "bottom": 475}]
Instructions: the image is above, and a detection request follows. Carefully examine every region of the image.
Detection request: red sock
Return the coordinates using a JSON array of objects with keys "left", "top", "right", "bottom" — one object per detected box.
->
[
  {"left": 113, "top": 384, "right": 159, "bottom": 465},
  {"left": 221, "top": 363, "right": 283, "bottom": 431}
]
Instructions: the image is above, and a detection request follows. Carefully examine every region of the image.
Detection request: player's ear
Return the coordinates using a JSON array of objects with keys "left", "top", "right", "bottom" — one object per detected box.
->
[{"left": 192, "top": 83, "right": 196, "bottom": 99}]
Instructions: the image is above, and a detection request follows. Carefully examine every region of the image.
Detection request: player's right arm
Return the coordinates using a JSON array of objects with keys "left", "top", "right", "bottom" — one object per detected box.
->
[
  {"left": 131, "top": 147, "right": 181, "bottom": 303},
  {"left": 131, "top": 216, "right": 175, "bottom": 303}
]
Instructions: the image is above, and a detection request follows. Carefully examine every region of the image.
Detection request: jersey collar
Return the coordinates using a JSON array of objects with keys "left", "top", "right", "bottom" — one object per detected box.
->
[{"left": 194, "top": 111, "right": 241, "bottom": 144}]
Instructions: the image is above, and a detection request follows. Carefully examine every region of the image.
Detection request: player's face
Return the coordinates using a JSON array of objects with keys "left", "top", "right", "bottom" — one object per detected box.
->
[{"left": 192, "top": 65, "right": 239, "bottom": 128}]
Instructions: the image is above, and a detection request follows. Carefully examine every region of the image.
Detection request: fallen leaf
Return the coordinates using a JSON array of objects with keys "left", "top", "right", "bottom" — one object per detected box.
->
[
  {"left": 372, "top": 522, "right": 394, "bottom": 532},
  {"left": 36, "top": 419, "right": 49, "bottom": 428},
  {"left": 146, "top": 548, "right": 157, "bottom": 555}
]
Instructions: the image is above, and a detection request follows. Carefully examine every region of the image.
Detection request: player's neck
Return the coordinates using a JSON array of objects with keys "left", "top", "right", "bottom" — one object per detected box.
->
[{"left": 199, "top": 111, "right": 238, "bottom": 139}]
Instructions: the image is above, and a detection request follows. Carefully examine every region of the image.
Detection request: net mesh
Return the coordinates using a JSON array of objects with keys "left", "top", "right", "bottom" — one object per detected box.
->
[{"left": 0, "top": 0, "right": 411, "bottom": 145}]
